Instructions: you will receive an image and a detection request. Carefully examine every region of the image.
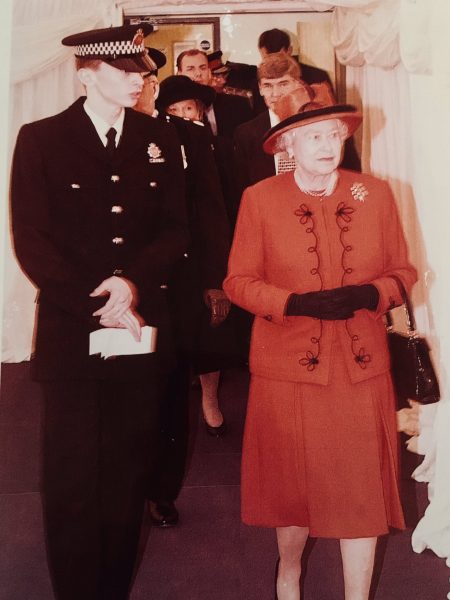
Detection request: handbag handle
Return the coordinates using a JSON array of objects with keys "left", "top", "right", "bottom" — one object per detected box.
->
[{"left": 385, "top": 275, "right": 416, "bottom": 334}]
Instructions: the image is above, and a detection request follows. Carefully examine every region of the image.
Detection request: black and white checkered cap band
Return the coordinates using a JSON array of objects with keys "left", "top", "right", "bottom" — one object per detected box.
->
[{"left": 76, "top": 40, "right": 145, "bottom": 57}]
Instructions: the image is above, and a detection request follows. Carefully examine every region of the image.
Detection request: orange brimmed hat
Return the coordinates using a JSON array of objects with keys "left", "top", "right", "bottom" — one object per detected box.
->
[
  {"left": 263, "top": 81, "right": 362, "bottom": 155},
  {"left": 62, "top": 24, "right": 157, "bottom": 73}
]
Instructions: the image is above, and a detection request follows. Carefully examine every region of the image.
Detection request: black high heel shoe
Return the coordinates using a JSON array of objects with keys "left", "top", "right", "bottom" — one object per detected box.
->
[
  {"left": 204, "top": 417, "right": 227, "bottom": 437},
  {"left": 274, "top": 557, "right": 280, "bottom": 600}
]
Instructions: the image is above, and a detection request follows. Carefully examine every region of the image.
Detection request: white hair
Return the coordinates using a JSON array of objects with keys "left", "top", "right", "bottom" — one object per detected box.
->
[{"left": 276, "top": 118, "right": 349, "bottom": 155}]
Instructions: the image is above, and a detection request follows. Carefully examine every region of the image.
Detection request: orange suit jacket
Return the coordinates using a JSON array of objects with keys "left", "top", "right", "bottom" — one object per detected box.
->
[{"left": 223, "top": 169, "right": 417, "bottom": 385}]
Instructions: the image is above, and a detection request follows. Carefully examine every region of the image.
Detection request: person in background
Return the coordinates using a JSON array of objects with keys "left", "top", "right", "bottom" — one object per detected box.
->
[
  {"left": 134, "top": 45, "right": 167, "bottom": 118},
  {"left": 227, "top": 26, "right": 337, "bottom": 116},
  {"left": 207, "top": 50, "right": 231, "bottom": 94},
  {"left": 156, "top": 74, "right": 239, "bottom": 436},
  {"left": 258, "top": 27, "right": 332, "bottom": 84},
  {"left": 10, "top": 24, "right": 187, "bottom": 600},
  {"left": 224, "top": 83, "right": 417, "bottom": 600},
  {"left": 177, "top": 49, "right": 253, "bottom": 139},
  {"left": 207, "top": 50, "right": 254, "bottom": 106},
  {"left": 254, "top": 27, "right": 335, "bottom": 115},
  {"left": 135, "top": 69, "right": 234, "bottom": 525},
  {"left": 234, "top": 52, "right": 361, "bottom": 197}
]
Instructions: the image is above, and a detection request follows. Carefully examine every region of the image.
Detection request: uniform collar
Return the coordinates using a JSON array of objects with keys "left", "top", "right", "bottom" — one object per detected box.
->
[{"left": 83, "top": 101, "right": 125, "bottom": 147}]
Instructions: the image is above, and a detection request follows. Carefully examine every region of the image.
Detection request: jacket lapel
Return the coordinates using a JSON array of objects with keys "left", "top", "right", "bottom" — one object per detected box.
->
[
  {"left": 114, "top": 108, "right": 148, "bottom": 166},
  {"left": 256, "top": 112, "right": 276, "bottom": 178},
  {"left": 63, "top": 99, "right": 148, "bottom": 167},
  {"left": 63, "top": 97, "right": 112, "bottom": 165}
]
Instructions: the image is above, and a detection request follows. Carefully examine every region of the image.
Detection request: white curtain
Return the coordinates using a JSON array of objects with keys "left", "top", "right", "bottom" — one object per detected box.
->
[
  {"left": 118, "top": 0, "right": 328, "bottom": 12},
  {"left": 2, "top": 0, "right": 122, "bottom": 362},
  {"left": 331, "top": 0, "right": 450, "bottom": 576},
  {"left": 401, "top": 0, "right": 450, "bottom": 569}
]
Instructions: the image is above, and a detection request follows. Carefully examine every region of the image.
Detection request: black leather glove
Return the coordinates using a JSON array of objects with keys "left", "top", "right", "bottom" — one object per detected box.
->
[
  {"left": 204, "top": 289, "right": 231, "bottom": 327},
  {"left": 337, "top": 284, "right": 379, "bottom": 312},
  {"left": 285, "top": 284, "right": 379, "bottom": 320}
]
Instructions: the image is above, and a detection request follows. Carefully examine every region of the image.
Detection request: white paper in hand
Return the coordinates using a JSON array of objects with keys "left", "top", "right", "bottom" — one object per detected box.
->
[{"left": 89, "top": 326, "right": 157, "bottom": 359}]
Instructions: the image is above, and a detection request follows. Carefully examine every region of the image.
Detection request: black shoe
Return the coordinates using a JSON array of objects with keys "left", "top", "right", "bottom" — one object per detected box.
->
[
  {"left": 204, "top": 418, "right": 227, "bottom": 437},
  {"left": 148, "top": 500, "right": 179, "bottom": 528}
]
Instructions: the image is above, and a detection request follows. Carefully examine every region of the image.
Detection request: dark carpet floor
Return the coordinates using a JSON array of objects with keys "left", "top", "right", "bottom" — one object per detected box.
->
[{"left": 0, "top": 362, "right": 448, "bottom": 600}]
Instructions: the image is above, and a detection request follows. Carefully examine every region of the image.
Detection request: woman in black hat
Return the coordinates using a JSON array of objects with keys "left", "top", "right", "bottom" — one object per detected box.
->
[
  {"left": 157, "top": 75, "right": 240, "bottom": 437},
  {"left": 158, "top": 74, "right": 241, "bottom": 228},
  {"left": 157, "top": 74, "right": 215, "bottom": 124},
  {"left": 223, "top": 82, "right": 417, "bottom": 599}
]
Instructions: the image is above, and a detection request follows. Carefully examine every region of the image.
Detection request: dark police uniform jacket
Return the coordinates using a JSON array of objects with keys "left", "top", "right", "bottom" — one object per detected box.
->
[{"left": 11, "top": 97, "right": 188, "bottom": 381}]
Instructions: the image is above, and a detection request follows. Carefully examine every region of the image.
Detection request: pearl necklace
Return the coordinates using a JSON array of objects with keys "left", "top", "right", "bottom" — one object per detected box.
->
[{"left": 294, "top": 169, "right": 339, "bottom": 197}]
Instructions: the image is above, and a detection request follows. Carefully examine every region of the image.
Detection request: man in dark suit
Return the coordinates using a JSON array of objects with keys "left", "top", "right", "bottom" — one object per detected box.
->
[
  {"left": 135, "top": 64, "right": 232, "bottom": 527},
  {"left": 176, "top": 48, "right": 253, "bottom": 139},
  {"left": 258, "top": 27, "right": 332, "bottom": 84},
  {"left": 227, "top": 27, "right": 334, "bottom": 115},
  {"left": 10, "top": 24, "right": 187, "bottom": 600},
  {"left": 255, "top": 27, "right": 334, "bottom": 114},
  {"left": 234, "top": 52, "right": 361, "bottom": 195}
]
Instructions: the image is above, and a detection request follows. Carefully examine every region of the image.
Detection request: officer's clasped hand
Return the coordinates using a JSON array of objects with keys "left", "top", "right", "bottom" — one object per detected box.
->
[
  {"left": 204, "top": 289, "right": 231, "bottom": 327},
  {"left": 98, "top": 309, "right": 143, "bottom": 342},
  {"left": 91, "top": 276, "right": 142, "bottom": 340},
  {"left": 285, "top": 284, "right": 379, "bottom": 320}
]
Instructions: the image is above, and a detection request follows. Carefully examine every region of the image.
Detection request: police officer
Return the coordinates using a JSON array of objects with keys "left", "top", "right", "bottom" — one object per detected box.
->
[{"left": 10, "top": 24, "right": 187, "bottom": 600}]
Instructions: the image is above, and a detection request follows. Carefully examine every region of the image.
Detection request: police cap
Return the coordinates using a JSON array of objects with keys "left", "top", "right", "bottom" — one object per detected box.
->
[{"left": 62, "top": 24, "right": 157, "bottom": 73}]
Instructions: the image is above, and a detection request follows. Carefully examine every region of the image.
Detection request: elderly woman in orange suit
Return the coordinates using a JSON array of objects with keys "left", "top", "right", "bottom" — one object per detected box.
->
[{"left": 223, "top": 83, "right": 417, "bottom": 600}]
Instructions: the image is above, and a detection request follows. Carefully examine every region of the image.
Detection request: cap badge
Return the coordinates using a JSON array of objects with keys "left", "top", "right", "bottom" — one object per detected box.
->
[
  {"left": 147, "top": 142, "right": 165, "bottom": 164},
  {"left": 350, "top": 182, "right": 369, "bottom": 203},
  {"left": 132, "top": 28, "right": 144, "bottom": 47}
]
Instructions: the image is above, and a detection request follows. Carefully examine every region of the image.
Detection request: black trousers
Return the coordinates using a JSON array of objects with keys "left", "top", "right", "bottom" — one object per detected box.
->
[
  {"left": 148, "top": 354, "right": 191, "bottom": 503},
  {"left": 41, "top": 376, "right": 160, "bottom": 600}
]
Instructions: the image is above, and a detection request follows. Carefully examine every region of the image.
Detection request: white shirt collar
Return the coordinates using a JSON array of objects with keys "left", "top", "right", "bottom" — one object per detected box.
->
[
  {"left": 268, "top": 109, "right": 286, "bottom": 173},
  {"left": 83, "top": 101, "right": 125, "bottom": 147},
  {"left": 268, "top": 109, "right": 280, "bottom": 128},
  {"left": 205, "top": 105, "right": 218, "bottom": 136}
]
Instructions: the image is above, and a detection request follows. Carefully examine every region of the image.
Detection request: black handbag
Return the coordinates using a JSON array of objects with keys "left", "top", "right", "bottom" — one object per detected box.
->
[
  {"left": 386, "top": 276, "right": 440, "bottom": 404},
  {"left": 385, "top": 275, "right": 439, "bottom": 405}
]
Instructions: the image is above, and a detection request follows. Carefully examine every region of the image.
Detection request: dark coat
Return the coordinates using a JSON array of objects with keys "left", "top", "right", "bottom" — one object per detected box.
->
[
  {"left": 210, "top": 133, "right": 241, "bottom": 231},
  {"left": 160, "top": 114, "right": 231, "bottom": 354},
  {"left": 11, "top": 97, "right": 188, "bottom": 381},
  {"left": 212, "top": 92, "right": 253, "bottom": 139},
  {"left": 234, "top": 109, "right": 361, "bottom": 197},
  {"left": 234, "top": 110, "right": 274, "bottom": 194}
]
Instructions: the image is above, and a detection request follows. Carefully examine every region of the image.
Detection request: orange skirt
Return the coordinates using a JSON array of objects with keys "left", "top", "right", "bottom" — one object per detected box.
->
[{"left": 241, "top": 344, "right": 405, "bottom": 538}]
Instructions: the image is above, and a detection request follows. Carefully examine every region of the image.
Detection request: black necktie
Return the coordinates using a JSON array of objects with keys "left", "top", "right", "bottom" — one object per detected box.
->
[{"left": 105, "top": 127, "right": 117, "bottom": 158}]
